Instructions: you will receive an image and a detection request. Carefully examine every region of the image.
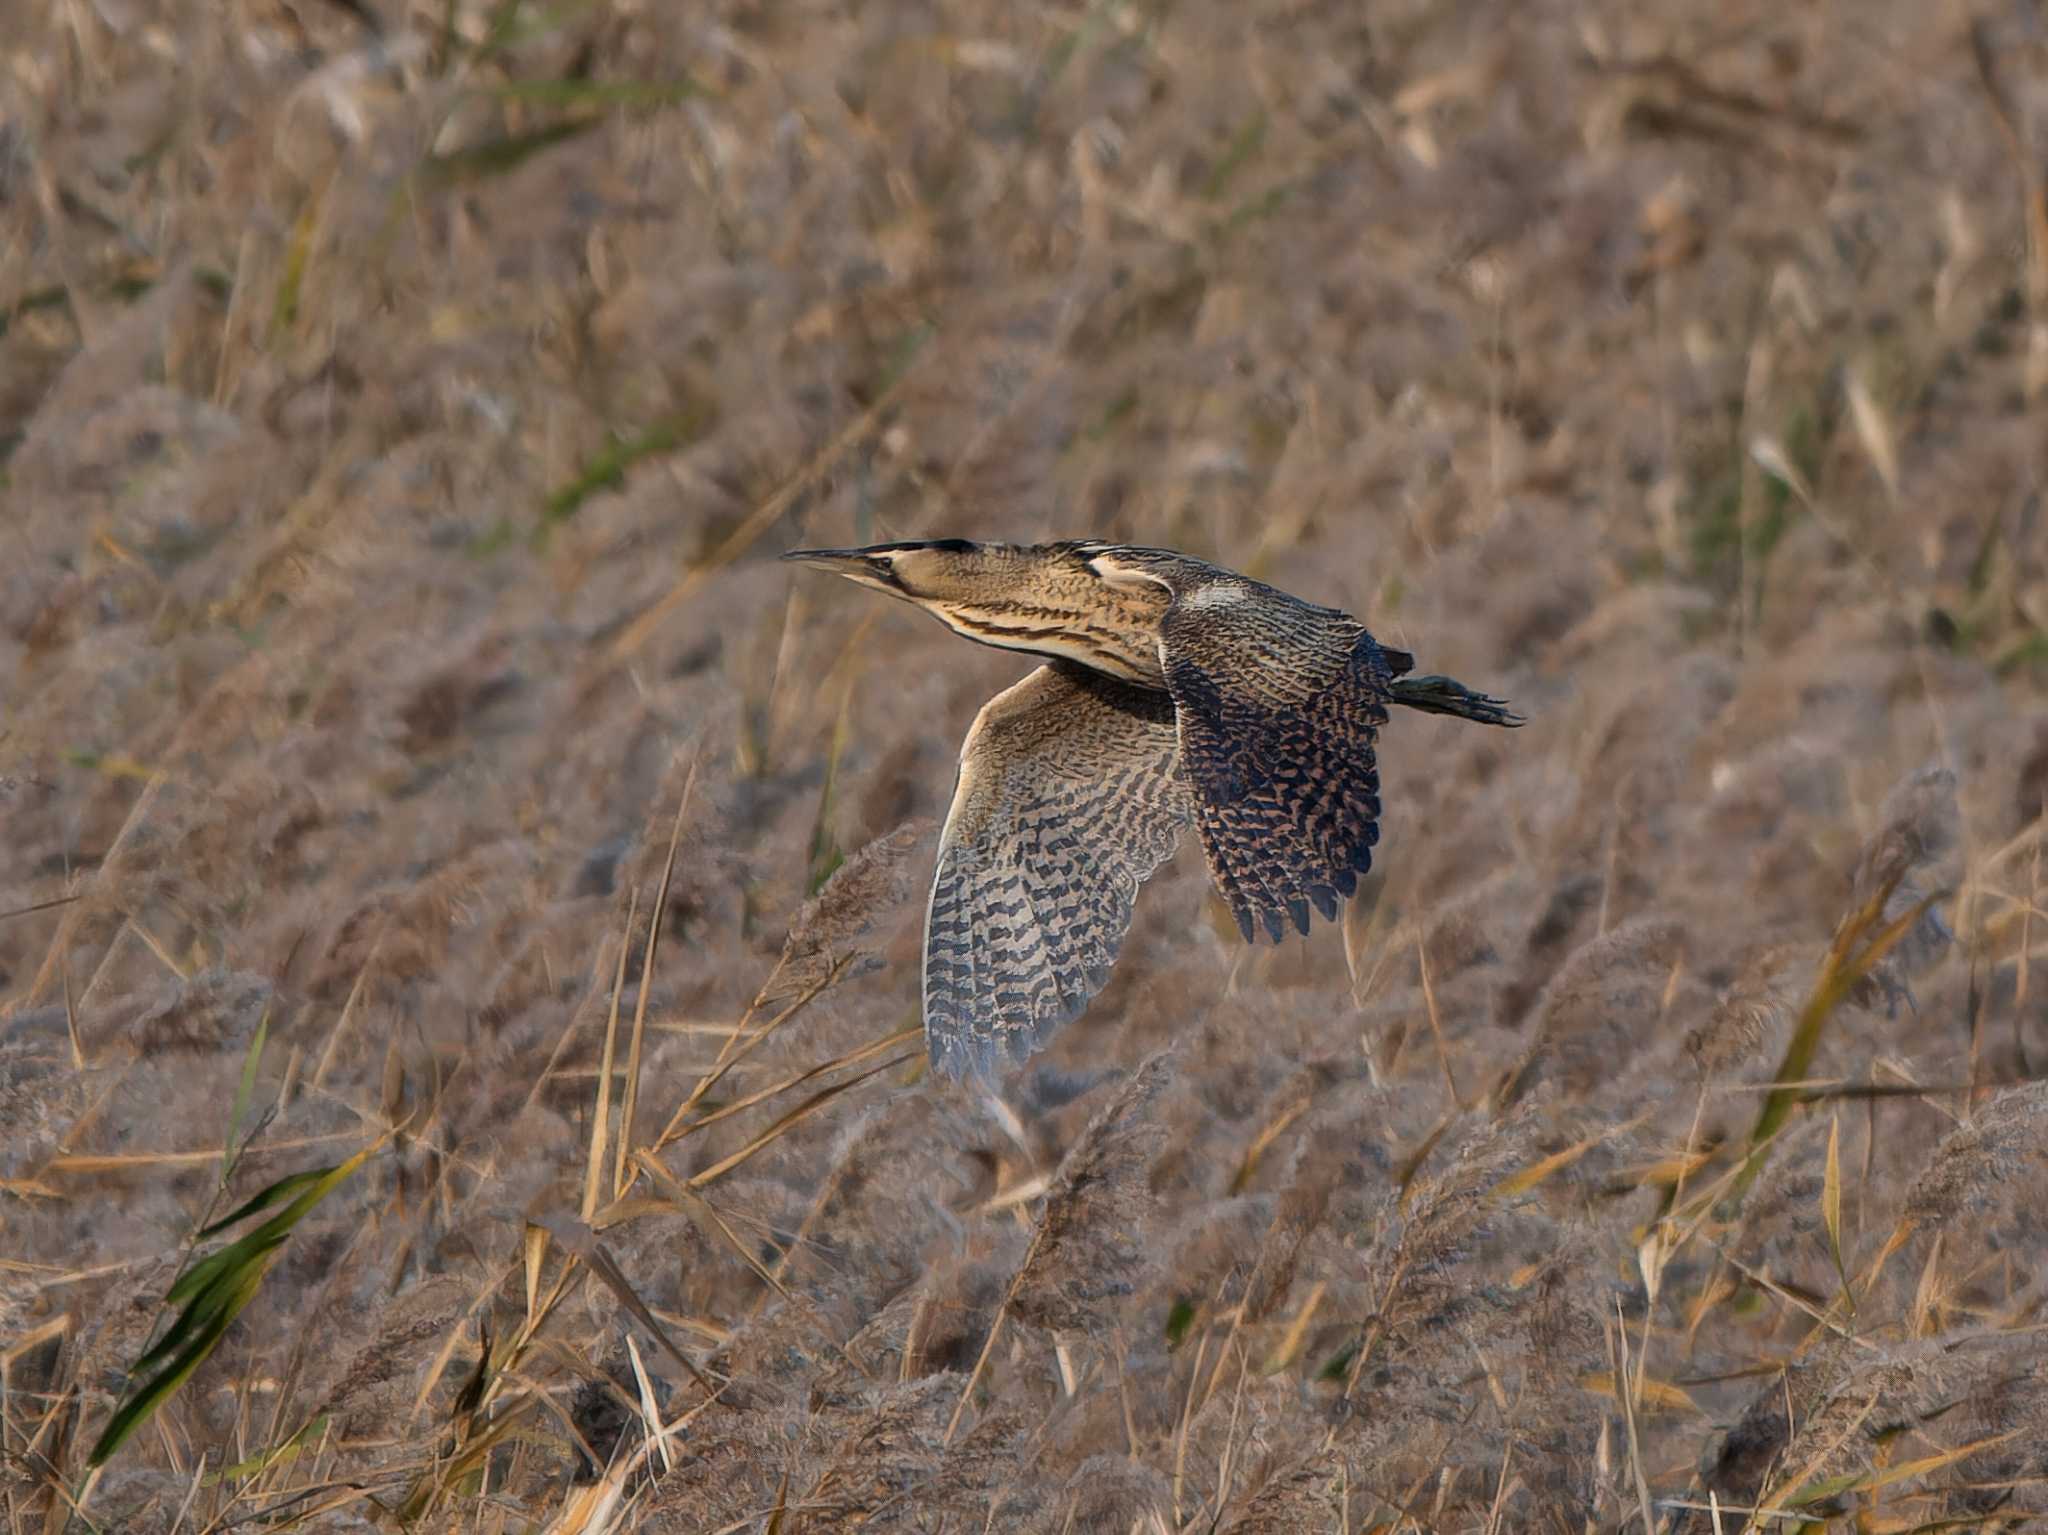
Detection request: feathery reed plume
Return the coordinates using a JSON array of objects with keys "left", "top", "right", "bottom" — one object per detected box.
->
[{"left": 945, "top": 1052, "right": 1174, "bottom": 1444}]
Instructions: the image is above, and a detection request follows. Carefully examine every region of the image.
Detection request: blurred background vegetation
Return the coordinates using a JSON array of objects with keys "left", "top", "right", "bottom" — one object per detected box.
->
[{"left": 5, "top": 1, "right": 2048, "bottom": 1530}]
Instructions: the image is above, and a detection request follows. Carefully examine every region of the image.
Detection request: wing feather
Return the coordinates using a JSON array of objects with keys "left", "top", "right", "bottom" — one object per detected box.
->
[
  {"left": 1158, "top": 584, "right": 1397, "bottom": 942},
  {"left": 924, "top": 662, "right": 1193, "bottom": 1080}
]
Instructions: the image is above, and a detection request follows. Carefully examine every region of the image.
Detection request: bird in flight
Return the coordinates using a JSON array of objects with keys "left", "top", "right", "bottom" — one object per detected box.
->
[{"left": 783, "top": 539, "right": 1523, "bottom": 1081}]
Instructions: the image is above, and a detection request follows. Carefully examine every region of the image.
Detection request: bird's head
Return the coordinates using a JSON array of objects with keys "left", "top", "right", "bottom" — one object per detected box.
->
[
  {"left": 779, "top": 539, "right": 1019, "bottom": 605},
  {"left": 781, "top": 538, "right": 1164, "bottom": 680}
]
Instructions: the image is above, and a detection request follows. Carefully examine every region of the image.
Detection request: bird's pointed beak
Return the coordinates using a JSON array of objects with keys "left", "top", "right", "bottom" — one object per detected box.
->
[
  {"left": 780, "top": 546, "right": 904, "bottom": 594},
  {"left": 780, "top": 547, "right": 872, "bottom": 574}
]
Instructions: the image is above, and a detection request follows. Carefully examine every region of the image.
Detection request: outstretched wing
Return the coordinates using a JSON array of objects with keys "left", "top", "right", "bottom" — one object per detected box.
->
[
  {"left": 925, "top": 661, "right": 1194, "bottom": 1081},
  {"left": 1159, "top": 587, "right": 1399, "bottom": 942}
]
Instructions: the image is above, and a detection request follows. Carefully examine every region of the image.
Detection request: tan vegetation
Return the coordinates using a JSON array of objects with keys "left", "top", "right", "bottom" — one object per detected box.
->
[{"left": 4, "top": 0, "right": 2048, "bottom": 1529}]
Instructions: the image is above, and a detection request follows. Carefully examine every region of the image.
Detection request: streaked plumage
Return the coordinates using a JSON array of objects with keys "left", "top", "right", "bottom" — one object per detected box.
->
[{"left": 783, "top": 538, "right": 1524, "bottom": 1080}]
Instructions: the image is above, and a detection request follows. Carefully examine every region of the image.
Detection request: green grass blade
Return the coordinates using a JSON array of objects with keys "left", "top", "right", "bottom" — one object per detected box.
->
[
  {"left": 162, "top": 1221, "right": 299, "bottom": 1315},
  {"left": 804, "top": 687, "right": 853, "bottom": 894},
  {"left": 132, "top": 1250, "right": 262, "bottom": 1378},
  {"left": 484, "top": 78, "right": 704, "bottom": 110},
  {"left": 89, "top": 1263, "right": 269, "bottom": 1466},
  {"left": 224, "top": 1004, "right": 271, "bottom": 1168},
  {"left": 205, "top": 1414, "right": 328, "bottom": 1485},
  {"left": 218, "top": 1150, "right": 376, "bottom": 1252},
  {"left": 1735, "top": 875, "right": 1943, "bottom": 1197},
  {"left": 193, "top": 1166, "right": 339, "bottom": 1243},
  {"left": 91, "top": 1141, "right": 380, "bottom": 1467},
  {"left": 539, "top": 399, "right": 719, "bottom": 529},
  {"left": 422, "top": 118, "right": 600, "bottom": 186},
  {"left": 1199, "top": 111, "right": 1267, "bottom": 201}
]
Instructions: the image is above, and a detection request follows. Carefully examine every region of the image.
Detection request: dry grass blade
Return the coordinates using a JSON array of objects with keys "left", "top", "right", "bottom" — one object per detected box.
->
[
  {"left": 650, "top": 957, "right": 856, "bottom": 1153},
  {"left": 1610, "top": 1297, "right": 1656, "bottom": 1535},
  {"left": 397, "top": 1394, "right": 540, "bottom": 1524},
  {"left": 523, "top": 1221, "right": 549, "bottom": 1321},
  {"left": 624, "top": 1333, "right": 673, "bottom": 1476},
  {"left": 657, "top": 1025, "right": 921, "bottom": 1147},
  {"left": 1843, "top": 367, "right": 1899, "bottom": 503},
  {"left": 584, "top": 886, "right": 638, "bottom": 1222},
  {"left": 1261, "top": 1280, "right": 1325, "bottom": 1376},
  {"left": 0, "top": 894, "right": 80, "bottom": 923},
  {"left": 1748, "top": 434, "right": 1815, "bottom": 511},
  {"left": 615, "top": 761, "right": 696, "bottom": 1199},
  {"left": 311, "top": 920, "right": 388, "bottom": 1090},
  {"left": 1227, "top": 1092, "right": 1309, "bottom": 1195},
  {"left": 6, "top": 768, "right": 167, "bottom": 1021},
  {"left": 1392, "top": 1112, "right": 1453, "bottom": 1209},
  {"left": 1, "top": 1314, "right": 72, "bottom": 1369},
  {"left": 45, "top": 1130, "right": 361, "bottom": 1174},
  {"left": 1910, "top": 1230, "right": 1945, "bottom": 1337},
  {"left": 681, "top": 1047, "right": 916, "bottom": 1189},
  {"left": 626, "top": 1152, "right": 794, "bottom": 1306},
  {"left": 1492, "top": 1110, "right": 1652, "bottom": 1198},
  {"left": 1579, "top": 1370, "right": 1701, "bottom": 1415},
  {"left": 1970, "top": 19, "right": 2048, "bottom": 310},
  {"left": 1705, "top": 1242, "right": 1850, "bottom": 1338},
  {"left": 642, "top": 821, "right": 925, "bottom": 1161},
  {"left": 1415, "top": 930, "right": 1465, "bottom": 1109},
  {"left": 1821, "top": 1112, "right": 1851, "bottom": 1314},
  {"left": 532, "top": 1214, "right": 723, "bottom": 1405},
  {"left": 446, "top": 1319, "right": 491, "bottom": 1432}
]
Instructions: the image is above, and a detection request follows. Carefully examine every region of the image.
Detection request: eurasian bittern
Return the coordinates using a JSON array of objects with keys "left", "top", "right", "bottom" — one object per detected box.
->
[{"left": 784, "top": 538, "right": 1524, "bottom": 1081}]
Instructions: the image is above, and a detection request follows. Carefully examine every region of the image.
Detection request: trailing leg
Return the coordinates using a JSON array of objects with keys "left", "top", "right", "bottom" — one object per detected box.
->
[{"left": 1387, "top": 674, "right": 1525, "bottom": 728}]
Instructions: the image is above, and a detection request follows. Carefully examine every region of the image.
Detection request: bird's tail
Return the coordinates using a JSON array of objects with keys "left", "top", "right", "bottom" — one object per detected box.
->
[{"left": 1388, "top": 674, "right": 1525, "bottom": 728}]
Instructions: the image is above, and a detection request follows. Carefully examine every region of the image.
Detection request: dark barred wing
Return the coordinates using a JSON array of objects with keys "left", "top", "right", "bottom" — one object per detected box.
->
[
  {"left": 1160, "top": 586, "right": 1404, "bottom": 942},
  {"left": 925, "top": 662, "right": 1194, "bottom": 1081}
]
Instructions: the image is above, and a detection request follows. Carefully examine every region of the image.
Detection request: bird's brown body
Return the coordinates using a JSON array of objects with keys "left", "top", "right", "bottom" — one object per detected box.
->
[{"left": 784, "top": 538, "right": 1523, "bottom": 1081}]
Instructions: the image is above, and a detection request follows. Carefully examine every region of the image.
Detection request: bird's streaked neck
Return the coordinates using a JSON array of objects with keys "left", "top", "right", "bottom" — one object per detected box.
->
[{"left": 924, "top": 602, "right": 1166, "bottom": 685}]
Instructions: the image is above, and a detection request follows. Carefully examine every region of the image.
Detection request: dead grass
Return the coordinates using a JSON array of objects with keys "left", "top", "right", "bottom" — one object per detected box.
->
[{"left": 5, "top": 0, "right": 2048, "bottom": 1530}]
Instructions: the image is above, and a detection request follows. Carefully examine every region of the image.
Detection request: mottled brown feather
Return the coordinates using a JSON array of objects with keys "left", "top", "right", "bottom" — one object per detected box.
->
[
  {"left": 924, "top": 661, "right": 1194, "bottom": 1080},
  {"left": 1126, "top": 562, "right": 1401, "bottom": 943}
]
